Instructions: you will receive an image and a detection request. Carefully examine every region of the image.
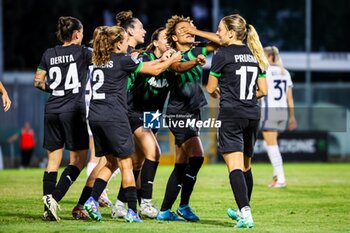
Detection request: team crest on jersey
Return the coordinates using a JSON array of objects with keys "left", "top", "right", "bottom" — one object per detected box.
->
[{"left": 143, "top": 110, "right": 162, "bottom": 129}]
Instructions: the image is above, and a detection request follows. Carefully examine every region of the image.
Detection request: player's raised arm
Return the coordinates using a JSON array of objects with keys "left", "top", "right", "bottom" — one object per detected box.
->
[
  {"left": 179, "top": 23, "right": 222, "bottom": 53},
  {"left": 139, "top": 50, "right": 181, "bottom": 76}
]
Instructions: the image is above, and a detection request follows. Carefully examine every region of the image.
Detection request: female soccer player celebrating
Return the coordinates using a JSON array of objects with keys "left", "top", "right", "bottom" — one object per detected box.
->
[
  {"left": 125, "top": 27, "right": 175, "bottom": 219},
  {"left": 83, "top": 25, "right": 181, "bottom": 222},
  {"left": 36, "top": 16, "right": 91, "bottom": 222},
  {"left": 207, "top": 14, "right": 268, "bottom": 228},
  {"left": 111, "top": 11, "right": 206, "bottom": 219},
  {"left": 156, "top": 15, "right": 221, "bottom": 222}
]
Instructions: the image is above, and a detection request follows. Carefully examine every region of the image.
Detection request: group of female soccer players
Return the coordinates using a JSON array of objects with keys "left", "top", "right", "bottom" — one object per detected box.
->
[{"left": 34, "top": 9, "right": 296, "bottom": 229}]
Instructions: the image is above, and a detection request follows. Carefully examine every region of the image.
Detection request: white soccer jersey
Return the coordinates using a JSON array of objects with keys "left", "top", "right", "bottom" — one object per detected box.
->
[{"left": 261, "top": 65, "right": 293, "bottom": 122}]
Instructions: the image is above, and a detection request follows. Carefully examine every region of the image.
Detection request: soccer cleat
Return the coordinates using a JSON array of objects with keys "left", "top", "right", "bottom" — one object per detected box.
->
[
  {"left": 227, "top": 208, "right": 242, "bottom": 221},
  {"left": 42, "top": 194, "right": 61, "bottom": 222},
  {"left": 111, "top": 204, "right": 127, "bottom": 218},
  {"left": 42, "top": 210, "right": 56, "bottom": 221},
  {"left": 156, "top": 209, "right": 183, "bottom": 221},
  {"left": 269, "top": 179, "right": 287, "bottom": 188},
  {"left": 124, "top": 208, "right": 142, "bottom": 223},
  {"left": 84, "top": 197, "right": 102, "bottom": 221},
  {"left": 98, "top": 189, "right": 113, "bottom": 207},
  {"left": 72, "top": 204, "right": 90, "bottom": 220},
  {"left": 234, "top": 217, "right": 254, "bottom": 228},
  {"left": 139, "top": 201, "right": 159, "bottom": 219},
  {"left": 235, "top": 206, "right": 254, "bottom": 228},
  {"left": 176, "top": 204, "right": 200, "bottom": 222}
]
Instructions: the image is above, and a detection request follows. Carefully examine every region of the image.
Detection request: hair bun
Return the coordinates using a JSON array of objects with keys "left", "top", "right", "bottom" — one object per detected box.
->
[
  {"left": 115, "top": 10, "right": 134, "bottom": 27},
  {"left": 58, "top": 16, "right": 68, "bottom": 27}
]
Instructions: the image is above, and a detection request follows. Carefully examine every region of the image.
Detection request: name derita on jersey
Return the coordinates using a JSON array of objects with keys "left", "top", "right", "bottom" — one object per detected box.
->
[{"left": 38, "top": 44, "right": 91, "bottom": 114}]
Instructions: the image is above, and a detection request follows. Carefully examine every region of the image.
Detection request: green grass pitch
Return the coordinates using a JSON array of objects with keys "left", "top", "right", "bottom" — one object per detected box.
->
[{"left": 0, "top": 163, "right": 349, "bottom": 232}]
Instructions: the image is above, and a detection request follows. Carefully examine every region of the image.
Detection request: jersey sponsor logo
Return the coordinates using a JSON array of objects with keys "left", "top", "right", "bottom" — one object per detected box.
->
[
  {"left": 148, "top": 77, "right": 169, "bottom": 88},
  {"left": 143, "top": 110, "right": 162, "bottom": 129}
]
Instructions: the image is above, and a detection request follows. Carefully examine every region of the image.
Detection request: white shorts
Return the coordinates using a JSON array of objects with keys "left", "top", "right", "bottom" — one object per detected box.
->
[
  {"left": 260, "top": 119, "right": 287, "bottom": 131},
  {"left": 260, "top": 107, "right": 288, "bottom": 131}
]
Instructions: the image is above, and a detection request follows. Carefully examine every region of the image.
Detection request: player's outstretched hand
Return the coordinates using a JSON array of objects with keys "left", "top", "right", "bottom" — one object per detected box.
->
[{"left": 178, "top": 22, "right": 197, "bottom": 36}]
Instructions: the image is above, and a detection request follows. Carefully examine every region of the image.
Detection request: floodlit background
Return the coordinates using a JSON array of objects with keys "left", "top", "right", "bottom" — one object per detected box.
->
[{"left": 0, "top": 0, "right": 349, "bottom": 167}]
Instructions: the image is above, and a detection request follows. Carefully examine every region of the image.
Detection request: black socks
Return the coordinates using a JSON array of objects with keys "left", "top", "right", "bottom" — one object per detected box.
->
[
  {"left": 160, "top": 163, "right": 187, "bottom": 211},
  {"left": 52, "top": 165, "right": 81, "bottom": 202},
  {"left": 78, "top": 186, "right": 93, "bottom": 205},
  {"left": 244, "top": 169, "right": 253, "bottom": 201},
  {"left": 229, "top": 169, "right": 250, "bottom": 210},
  {"left": 180, "top": 157, "right": 204, "bottom": 206},
  {"left": 91, "top": 178, "right": 107, "bottom": 201},
  {"left": 140, "top": 159, "right": 159, "bottom": 199}
]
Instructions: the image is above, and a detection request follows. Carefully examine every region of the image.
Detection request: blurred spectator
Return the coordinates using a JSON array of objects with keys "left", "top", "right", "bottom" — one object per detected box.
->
[{"left": 8, "top": 122, "right": 36, "bottom": 168}]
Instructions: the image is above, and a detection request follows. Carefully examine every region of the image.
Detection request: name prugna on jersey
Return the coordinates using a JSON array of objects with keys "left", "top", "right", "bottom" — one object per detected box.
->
[
  {"left": 234, "top": 54, "right": 257, "bottom": 63},
  {"left": 50, "top": 55, "right": 75, "bottom": 65}
]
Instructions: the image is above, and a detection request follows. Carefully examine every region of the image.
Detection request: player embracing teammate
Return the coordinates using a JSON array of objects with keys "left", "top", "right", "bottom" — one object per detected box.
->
[{"left": 35, "top": 12, "right": 272, "bottom": 229}]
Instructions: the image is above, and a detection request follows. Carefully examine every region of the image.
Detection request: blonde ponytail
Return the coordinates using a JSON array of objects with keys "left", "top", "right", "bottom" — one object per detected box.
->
[
  {"left": 246, "top": 24, "right": 269, "bottom": 72},
  {"left": 221, "top": 14, "right": 269, "bottom": 72}
]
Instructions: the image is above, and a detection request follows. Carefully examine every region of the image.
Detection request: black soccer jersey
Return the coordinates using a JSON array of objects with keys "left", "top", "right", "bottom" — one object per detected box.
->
[
  {"left": 167, "top": 45, "right": 208, "bottom": 114},
  {"left": 128, "top": 51, "right": 175, "bottom": 112},
  {"left": 127, "top": 45, "right": 135, "bottom": 54},
  {"left": 210, "top": 44, "right": 266, "bottom": 120},
  {"left": 37, "top": 44, "right": 92, "bottom": 113},
  {"left": 88, "top": 52, "right": 142, "bottom": 122}
]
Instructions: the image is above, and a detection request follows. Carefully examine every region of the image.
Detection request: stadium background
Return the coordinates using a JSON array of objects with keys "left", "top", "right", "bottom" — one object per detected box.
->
[{"left": 0, "top": 0, "right": 349, "bottom": 167}]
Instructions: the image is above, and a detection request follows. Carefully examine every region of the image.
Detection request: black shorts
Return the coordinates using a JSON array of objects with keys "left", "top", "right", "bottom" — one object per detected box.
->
[
  {"left": 167, "top": 109, "right": 201, "bottom": 146},
  {"left": 218, "top": 118, "right": 259, "bottom": 157},
  {"left": 89, "top": 120, "right": 134, "bottom": 158},
  {"left": 44, "top": 112, "right": 89, "bottom": 151},
  {"left": 128, "top": 110, "right": 159, "bottom": 134}
]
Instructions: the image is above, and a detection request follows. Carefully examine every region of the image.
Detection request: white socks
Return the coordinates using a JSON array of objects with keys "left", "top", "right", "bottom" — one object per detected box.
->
[
  {"left": 241, "top": 206, "right": 253, "bottom": 220},
  {"left": 265, "top": 143, "right": 286, "bottom": 183}
]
